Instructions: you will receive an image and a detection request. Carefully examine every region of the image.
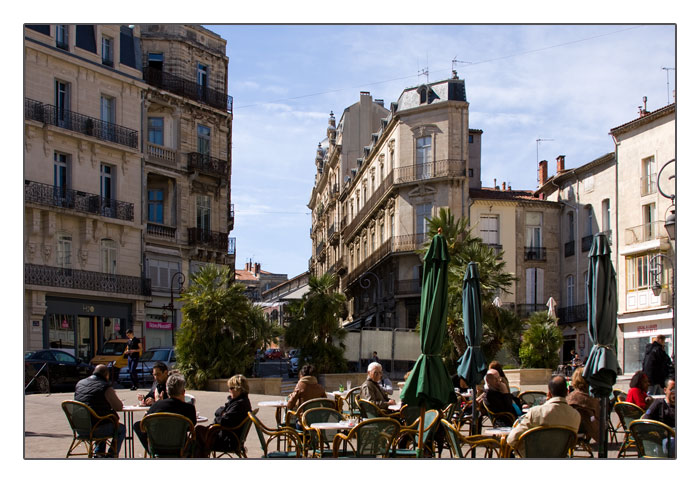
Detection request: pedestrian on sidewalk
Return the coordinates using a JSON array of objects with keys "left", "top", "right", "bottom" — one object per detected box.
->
[{"left": 643, "top": 335, "right": 674, "bottom": 395}]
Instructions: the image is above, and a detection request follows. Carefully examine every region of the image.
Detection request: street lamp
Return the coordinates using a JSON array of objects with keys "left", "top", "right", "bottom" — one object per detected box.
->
[
  {"left": 649, "top": 255, "right": 675, "bottom": 361},
  {"left": 657, "top": 159, "right": 676, "bottom": 241},
  {"left": 359, "top": 271, "right": 382, "bottom": 327},
  {"left": 162, "top": 271, "right": 185, "bottom": 346}
]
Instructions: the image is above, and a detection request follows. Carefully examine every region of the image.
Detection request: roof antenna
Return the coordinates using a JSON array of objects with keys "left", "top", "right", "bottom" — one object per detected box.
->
[
  {"left": 662, "top": 67, "right": 675, "bottom": 105},
  {"left": 451, "top": 57, "right": 472, "bottom": 78}
]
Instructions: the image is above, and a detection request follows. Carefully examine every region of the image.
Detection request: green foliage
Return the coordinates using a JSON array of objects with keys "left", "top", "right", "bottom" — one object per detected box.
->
[
  {"left": 283, "top": 273, "right": 348, "bottom": 374},
  {"left": 518, "top": 311, "right": 564, "bottom": 369},
  {"left": 175, "top": 264, "right": 281, "bottom": 389},
  {"left": 481, "top": 304, "right": 523, "bottom": 364}
]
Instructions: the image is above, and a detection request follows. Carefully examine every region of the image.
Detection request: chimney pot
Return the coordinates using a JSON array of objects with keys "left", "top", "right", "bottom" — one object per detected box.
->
[
  {"left": 556, "top": 155, "right": 566, "bottom": 173},
  {"left": 538, "top": 160, "right": 548, "bottom": 187},
  {"left": 494, "top": 178, "right": 497, "bottom": 189},
  {"left": 502, "top": 181, "right": 506, "bottom": 191}
]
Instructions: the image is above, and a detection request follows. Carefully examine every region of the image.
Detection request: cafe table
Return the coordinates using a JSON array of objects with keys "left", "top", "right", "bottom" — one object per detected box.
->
[
  {"left": 388, "top": 403, "right": 402, "bottom": 412},
  {"left": 310, "top": 420, "right": 358, "bottom": 456},
  {"left": 483, "top": 427, "right": 513, "bottom": 458},
  {"left": 258, "top": 400, "right": 290, "bottom": 451},
  {"left": 120, "top": 405, "right": 148, "bottom": 458},
  {"left": 650, "top": 394, "right": 666, "bottom": 400}
]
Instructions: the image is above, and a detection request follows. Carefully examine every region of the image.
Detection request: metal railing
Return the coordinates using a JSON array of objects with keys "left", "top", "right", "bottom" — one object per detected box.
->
[
  {"left": 25, "top": 263, "right": 151, "bottom": 296},
  {"left": 146, "top": 223, "right": 176, "bottom": 239},
  {"left": 556, "top": 304, "right": 587, "bottom": 324},
  {"left": 625, "top": 221, "right": 666, "bottom": 245},
  {"left": 524, "top": 246, "right": 546, "bottom": 261},
  {"left": 517, "top": 304, "right": 548, "bottom": 318},
  {"left": 347, "top": 237, "right": 393, "bottom": 285},
  {"left": 187, "top": 227, "right": 229, "bottom": 251},
  {"left": 187, "top": 152, "right": 230, "bottom": 178},
  {"left": 394, "top": 159, "right": 466, "bottom": 184},
  {"left": 343, "top": 170, "right": 394, "bottom": 238},
  {"left": 564, "top": 240, "right": 575, "bottom": 257},
  {"left": 393, "top": 233, "right": 427, "bottom": 253},
  {"left": 25, "top": 180, "right": 134, "bottom": 221},
  {"left": 316, "top": 240, "right": 326, "bottom": 257},
  {"left": 143, "top": 67, "right": 233, "bottom": 113},
  {"left": 25, "top": 98, "right": 138, "bottom": 149}
]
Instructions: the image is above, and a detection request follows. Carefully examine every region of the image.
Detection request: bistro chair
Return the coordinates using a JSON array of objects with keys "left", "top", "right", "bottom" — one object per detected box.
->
[
  {"left": 301, "top": 407, "right": 346, "bottom": 458},
  {"left": 613, "top": 389, "right": 627, "bottom": 402},
  {"left": 399, "top": 405, "right": 421, "bottom": 428},
  {"left": 518, "top": 391, "right": 547, "bottom": 408},
  {"left": 332, "top": 417, "right": 400, "bottom": 458},
  {"left": 140, "top": 412, "right": 195, "bottom": 458},
  {"left": 480, "top": 400, "right": 517, "bottom": 430},
  {"left": 512, "top": 425, "right": 577, "bottom": 458},
  {"left": 341, "top": 386, "right": 362, "bottom": 418},
  {"left": 248, "top": 411, "right": 303, "bottom": 458},
  {"left": 205, "top": 408, "right": 258, "bottom": 458},
  {"left": 510, "top": 386, "right": 521, "bottom": 397},
  {"left": 285, "top": 397, "right": 336, "bottom": 429},
  {"left": 391, "top": 409, "right": 441, "bottom": 458},
  {"left": 629, "top": 419, "right": 676, "bottom": 458},
  {"left": 357, "top": 397, "right": 401, "bottom": 419},
  {"left": 440, "top": 419, "right": 501, "bottom": 458},
  {"left": 613, "top": 402, "right": 644, "bottom": 458},
  {"left": 61, "top": 400, "right": 120, "bottom": 458},
  {"left": 569, "top": 403, "right": 596, "bottom": 457}
]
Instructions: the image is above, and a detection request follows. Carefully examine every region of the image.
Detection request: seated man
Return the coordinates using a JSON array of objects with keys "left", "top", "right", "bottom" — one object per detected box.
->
[
  {"left": 483, "top": 369, "right": 522, "bottom": 426},
  {"left": 134, "top": 372, "right": 197, "bottom": 453},
  {"left": 506, "top": 375, "right": 580, "bottom": 457},
  {"left": 644, "top": 378, "right": 676, "bottom": 428},
  {"left": 137, "top": 361, "right": 169, "bottom": 406},
  {"left": 74, "top": 364, "right": 126, "bottom": 457},
  {"left": 360, "top": 362, "right": 396, "bottom": 411}
]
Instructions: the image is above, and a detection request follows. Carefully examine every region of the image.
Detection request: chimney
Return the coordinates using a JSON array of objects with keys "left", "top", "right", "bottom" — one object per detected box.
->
[
  {"left": 507, "top": 184, "right": 512, "bottom": 191},
  {"left": 638, "top": 96, "right": 650, "bottom": 117},
  {"left": 245, "top": 261, "right": 250, "bottom": 272},
  {"left": 502, "top": 181, "right": 506, "bottom": 191},
  {"left": 255, "top": 263, "right": 260, "bottom": 276},
  {"left": 494, "top": 178, "right": 498, "bottom": 189},
  {"left": 538, "top": 160, "right": 548, "bottom": 187},
  {"left": 556, "top": 155, "right": 566, "bottom": 173}
]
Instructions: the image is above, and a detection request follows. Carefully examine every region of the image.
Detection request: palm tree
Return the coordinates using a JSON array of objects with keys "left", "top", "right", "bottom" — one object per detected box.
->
[{"left": 519, "top": 311, "right": 563, "bottom": 369}]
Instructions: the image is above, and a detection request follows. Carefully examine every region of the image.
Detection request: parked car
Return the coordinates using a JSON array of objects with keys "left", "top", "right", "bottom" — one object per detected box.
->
[
  {"left": 287, "top": 349, "right": 299, "bottom": 359},
  {"left": 117, "top": 347, "right": 176, "bottom": 388},
  {"left": 264, "top": 348, "right": 284, "bottom": 360},
  {"left": 89, "top": 339, "right": 130, "bottom": 370},
  {"left": 255, "top": 349, "right": 266, "bottom": 362},
  {"left": 287, "top": 356, "right": 300, "bottom": 378},
  {"left": 24, "top": 349, "right": 93, "bottom": 393}
]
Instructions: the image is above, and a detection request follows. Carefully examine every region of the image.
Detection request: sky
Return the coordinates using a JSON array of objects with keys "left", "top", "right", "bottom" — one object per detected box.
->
[{"left": 208, "top": 24, "right": 676, "bottom": 278}]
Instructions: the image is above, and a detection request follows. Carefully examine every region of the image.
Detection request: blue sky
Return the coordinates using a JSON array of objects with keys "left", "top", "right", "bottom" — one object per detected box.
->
[{"left": 208, "top": 24, "right": 676, "bottom": 278}]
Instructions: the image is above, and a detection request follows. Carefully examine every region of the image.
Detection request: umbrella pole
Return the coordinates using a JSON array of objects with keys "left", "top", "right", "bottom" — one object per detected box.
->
[
  {"left": 598, "top": 397, "right": 607, "bottom": 458},
  {"left": 417, "top": 404, "right": 426, "bottom": 458},
  {"left": 471, "top": 384, "right": 477, "bottom": 458}
]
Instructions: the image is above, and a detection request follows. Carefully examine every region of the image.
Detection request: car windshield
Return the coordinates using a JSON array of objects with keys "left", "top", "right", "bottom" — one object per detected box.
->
[
  {"left": 141, "top": 349, "right": 171, "bottom": 362},
  {"left": 99, "top": 341, "right": 127, "bottom": 355}
]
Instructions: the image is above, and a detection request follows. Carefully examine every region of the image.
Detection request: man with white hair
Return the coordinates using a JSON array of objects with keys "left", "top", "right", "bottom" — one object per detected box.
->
[{"left": 360, "top": 362, "right": 396, "bottom": 410}]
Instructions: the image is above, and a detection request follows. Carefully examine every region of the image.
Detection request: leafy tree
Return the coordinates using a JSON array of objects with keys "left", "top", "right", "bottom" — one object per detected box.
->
[
  {"left": 176, "top": 264, "right": 281, "bottom": 388},
  {"left": 419, "top": 208, "right": 519, "bottom": 363},
  {"left": 284, "top": 273, "right": 347, "bottom": 374},
  {"left": 518, "top": 311, "right": 563, "bottom": 369}
]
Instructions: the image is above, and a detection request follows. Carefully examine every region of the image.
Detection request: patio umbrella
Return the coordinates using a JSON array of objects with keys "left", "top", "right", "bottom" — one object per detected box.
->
[
  {"left": 546, "top": 297, "right": 558, "bottom": 320},
  {"left": 401, "top": 229, "right": 456, "bottom": 456},
  {"left": 581, "top": 232, "right": 619, "bottom": 458},
  {"left": 457, "top": 262, "right": 488, "bottom": 437}
]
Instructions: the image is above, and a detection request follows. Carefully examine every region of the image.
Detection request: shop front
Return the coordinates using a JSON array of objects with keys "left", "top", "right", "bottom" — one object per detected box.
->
[
  {"left": 43, "top": 297, "right": 133, "bottom": 363},
  {"left": 143, "top": 307, "right": 174, "bottom": 349},
  {"left": 618, "top": 309, "right": 674, "bottom": 374}
]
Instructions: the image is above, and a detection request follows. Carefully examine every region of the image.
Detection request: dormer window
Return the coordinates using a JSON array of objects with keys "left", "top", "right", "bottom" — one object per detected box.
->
[{"left": 419, "top": 86, "right": 427, "bottom": 104}]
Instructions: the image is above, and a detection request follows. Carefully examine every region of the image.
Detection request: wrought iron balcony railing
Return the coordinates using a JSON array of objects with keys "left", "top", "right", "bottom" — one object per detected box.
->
[
  {"left": 25, "top": 98, "right": 138, "bottom": 149},
  {"left": 187, "top": 227, "right": 229, "bottom": 251},
  {"left": 394, "top": 159, "right": 466, "bottom": 184},
  {"left": 144, "top": 67, "right": 233, "bottom": 113},
  {"left": 228, "top": 203, "right": 235, "bottom": 231},
  {"left": 581, "top": 234, "right": 593, "bottom": 253},
  {"left": 393, "top": 233, "right": 428, "bottom": 253},
  {"left": 146, "top": 223, "right": 176, "bottom": 239},
  {"left": 564, "top": 240, "right": 575, "bottom": 257},
  {"left": 25, "top": 180, "right": 134, "bottom": 221},
  {"left": 556, "top": 304, "right": 588, "bottom": 324},
  {"left": 25, "top": 263, "right": 151, "bottom": 296},
  {"left": 524, "top": 246, "right": 546, "bottom": 261},
  {"left": 187, "top": 152, "right": 230, "bottom": 178},
  {"left": 517, "top": 303, "right": 548, "bottom": 319},
  {"left": 343, "top": 170, "right": 394, "bottom": 238},
  {"left": 316, "top": 240, "right": 326, "bottom": 257},
  {"left": 625, "top": 221, "right": 666, "bottom": 245}
]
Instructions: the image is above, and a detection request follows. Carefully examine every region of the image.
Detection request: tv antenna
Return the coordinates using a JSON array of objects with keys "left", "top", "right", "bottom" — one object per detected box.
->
[
  {"left": 451, "top": 57, "right": 472, "bottom": 77},
  {"left": 536, "top": 138, "right": 555, "bottom": 184},
  {"left": 662, "top": 67, "right": 676, "bottom": 105},
  {"left": 418, "top": 67, "right": 429, "bottom": 83}
]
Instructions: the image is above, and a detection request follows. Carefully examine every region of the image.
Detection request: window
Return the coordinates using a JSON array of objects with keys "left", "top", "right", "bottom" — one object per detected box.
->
[
  {"left": 469, "top": 134, "right": 474, "bottom": 143},
  {"left": 57, "top": 234, "right": 72, "bottom": 269},
  {"left": 479, "top": 214, "right": 499, "bottom": 246},
  {"left": 196, "top": 195, "right": 211, "bottom": 231},
  {"left": 641, "top": 156, "right": 656, "bottom": 196},
  {"left": 627, "top": 254, "right": 653, "bottom": 291},
  {"left": 55, "top": 80, "right": 70, "bottom": 127},
  {"left": 197, "top": 125, "right": 211, "bottom": 155},
  {"left": 56, "top": 25, "right": 69, "bottom": 50},
  {"left": 525, "top": 212, "right": 542, "bottom": 248},
  {"left": 102, "top": 36, "right": 113, "bottom": 66},
  {"left": 468, "top": 168, "right": 474, "bottom": 177},
  {"left": 419, "top": 87, "right": 427, "bottom": 104},
  {"left": 100, "top": 95, "right": 115, "bottom": 141},
  {"left": 585, "top": 205, "right": 593, "bottom": 236},
  {"left": 75, "top": 25, "right": 96, "bottom": 53},
  {"left": 525, "top": 267, "right": 545, "bottom": 305},
  {"left": 643, "top": 203, "right": 656, "bottom": 240},
  {"left": 602, "top": 199, "right": 611, "bottom": 232},
  {"left": 148, "top": 189, "right": 164, "bottom": 223},
  {"left": 148, "top": 117, "right": 164, "bottom": 145},
  {"left": 101, "top": 239, "right": 117, "bottom": 274},
  {"left": 416, "top": 203, "right": 432, "bottom": 238},
  {"left": 379, "top": 221, "right": 385, "bottom": 243},
  {"left": 53, "top": 152, "right": 70, "bottom": 201},
  {"left": 370, "top": 230, "right": 375, "bottom": 252},
  {"left": 148, "top": 259, "right": 181, "bottom": 290},
  {"left": 567, "top": 211, "right": 575, "bottom": 242},
  {"left": 100, "top": 164, "right": 115, "bottom": 216},
  {"left": 363, "top": 238, "right": 368, "bottom": 258},
  {"left": 566, "top": 275, "right": 575, "bottom": 306},
  {"left": 390, "top": 214, "right": 395, "bottom": 237},
  {"left": 416, "top": 136, "right": 432, "bottom": 178},
  {"left": 197, "top": 63, "right": 208, "bottom": 88}
]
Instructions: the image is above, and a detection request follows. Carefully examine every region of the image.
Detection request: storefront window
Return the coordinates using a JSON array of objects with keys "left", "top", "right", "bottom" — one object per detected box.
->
[
  {"left": 624, "top": 335, "right": 673, "bottom": 373},
  {"left": 48, "top": 314, "right": 75, "bottom": 353}
]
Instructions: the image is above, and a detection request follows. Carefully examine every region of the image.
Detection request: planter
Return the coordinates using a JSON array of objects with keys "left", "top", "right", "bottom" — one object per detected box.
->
[{"left": 504, "top": 368, "right": 552, "bottom": 387}]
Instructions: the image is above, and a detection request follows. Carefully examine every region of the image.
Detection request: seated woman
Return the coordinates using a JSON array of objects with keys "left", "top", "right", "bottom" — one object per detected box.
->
[
  {"left": 566, "top": 367, "right": 600, "bottom": 442},
  {"left": 626, "top": 370, "right": 652, "bottom": 410},
  {"left": 194, "top": 374, "right": 251, "bottom": 457},
  {"left": 287, "top": 364, "right": 326, "bottom": 411}
]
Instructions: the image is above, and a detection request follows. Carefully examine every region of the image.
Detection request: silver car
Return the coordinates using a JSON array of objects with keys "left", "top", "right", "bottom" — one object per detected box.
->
[{"left": 117, "top": 347, "right": 176, "bottom": 387}]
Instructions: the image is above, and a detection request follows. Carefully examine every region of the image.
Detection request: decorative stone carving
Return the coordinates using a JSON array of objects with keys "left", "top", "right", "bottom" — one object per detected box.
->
[
  {"left": 78, "top": 247, "right": 89, "bottom": 269},
  {"left": 25, "top": 241, "right": 37, "bottom": 263},
  {"left": 41, "top": 244, "right": 52, "bottom": 264}
]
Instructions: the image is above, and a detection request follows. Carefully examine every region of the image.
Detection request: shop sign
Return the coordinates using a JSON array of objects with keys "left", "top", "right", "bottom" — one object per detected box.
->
[
  {"left": 636, "top": 324, "right": 657, "bottom": 335},
  {"left": 61, "top": 319, "right": 69, "bottom": 329},
  {"left": 146, "top": 321, "right": 172, "bottom": 330}
]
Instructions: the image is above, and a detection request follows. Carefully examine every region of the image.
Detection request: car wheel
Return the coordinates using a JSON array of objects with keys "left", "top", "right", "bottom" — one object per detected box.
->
[{"left": 35, "top": 375, "right": 50, "bottom": 394}]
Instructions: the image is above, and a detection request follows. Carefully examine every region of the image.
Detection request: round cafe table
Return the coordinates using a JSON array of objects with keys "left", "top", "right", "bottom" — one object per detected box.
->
[
  {"left": 258, "top": 400, "right": 289, "bottom": 451},
  {"left": 483, "top": 427, "right": 513, "bottom": 458},
  {"left": 121, "top": 405, "right": 148, "bottom": 458}
]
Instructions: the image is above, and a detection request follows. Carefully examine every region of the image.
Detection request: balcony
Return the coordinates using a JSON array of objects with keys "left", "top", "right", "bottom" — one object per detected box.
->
[
  {"left": 25, "top": 263, "right": 151, "bottom": 296},
  {"left": 394, "top": 233, "right": 428, "bottom": 253},
  {"left": 581, "top": 234, "right": 593, "bottom": 253},
  {"left": 625, "top": 221, "right": 667, "bottom": 246},
  {"left": 187, "top": 227, "right": 229, "bottom": 251},
  {"left": 228, "top": 203, "right": 235, "bottom": 232},
  {"left": 316, "top": 240, "right": 326, "bottom": 257},
  {"left": 394, "top": 159, "right": 466, "bottom": 184},
  {"left": 25, "top": 98, "right": 138, "bottom": 149},
  {"left": 143, "top": 67, "right": 233, "bottom": 113},
  {"left": 396, "top": 279, "right": 421, "bottom": 295},
  {"left": 347, "top": 237, "right": 393, "bottom": 285},
  {"left": 146, "top": 142, "right": 177, "bottom": 167},
  {"left": 556, "top": 304, "right": 587, "bottom": 324},
  {"left": 25, "top": 180, "right": 134, "bottom": 222},
  {"left": 146, "top": 223, "right": 176, "bottom": 240},
  {"left": 524, "top": 246, "right": 546, "bottom": 261},
  {"left": 187, "top": 152, "right": 230, "bottom": 178},
  {"left": 640, "top": 174, "right": 657, "bottom": 196},
  {"left": 564, "top": 240, "right": 575, "bottom": 257},
  {"left": 327, "top": 223, "right": 339, "bottom": 245},
  {"left": 343, "top": 170, "right": 394, "bottom": 238}
]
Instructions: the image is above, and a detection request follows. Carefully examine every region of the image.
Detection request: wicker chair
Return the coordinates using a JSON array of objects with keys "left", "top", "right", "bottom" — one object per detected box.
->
[
  {"left": 512, "top": 425, "right": 577, "bottom": 458},
  {"left": 613, "top": 402, "right": 644, "bottom": 458},
  {"left": 204, "top": 408, "right": 258, "bottom": 458},
  {"left": 285, "top": 397, "right": 336, "bottom": 429},
  {"left": 356, "top": 397, "right": 400, "bottom": 419},
  {"left": 248, "top": 410, "right": 303, "bottom": 458},
  {"left": 140, "top": 412, "right": 195, "bottom": 458},
  {"left": 440, "top": 419, "right": 501, "bottom": 458},
  {"left": 518, "top": 391, "right": 547, "bottom": 407},
  {"left": 480, "top": 400, "right": 517, "bottom": 430},
  {"left": 301, "top": 407, "right": 346, "bottom": 458},
  {"left": 341, "top": 387, "right": 362, "bottom": 418},
  {"left": 332, "top": 417, "right": 400, "bottom": 458},
  {"left": 61, "top": 400, "right": 120, "bottom": 458},
  {"left": 569, "top": 403, "right": 596, "bottom": 457},
  {"left": 390, "top": 409, "right": 441, "bottom": 458},
  {"left": 629, "top": 419, "right": 676, "bottom": 458}
]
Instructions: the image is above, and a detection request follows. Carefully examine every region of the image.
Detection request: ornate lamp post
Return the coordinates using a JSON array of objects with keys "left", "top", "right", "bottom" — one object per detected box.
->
[
  {"left": 649, "top": 255, "right": 675, "bottom": 361},
  {"left": 161, "top": 271, "right": 185, "bottom": 346}
]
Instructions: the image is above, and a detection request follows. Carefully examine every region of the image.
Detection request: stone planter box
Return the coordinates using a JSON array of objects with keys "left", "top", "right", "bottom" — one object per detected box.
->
[
  {"left": 206, "top": 377, "right": 281, "bottom": 395},
  {"left": 504, "top": 368, "right": 552, "bottom": 387}
]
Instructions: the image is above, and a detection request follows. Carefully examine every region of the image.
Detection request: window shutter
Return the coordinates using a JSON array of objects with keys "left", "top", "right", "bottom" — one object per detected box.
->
[
  {"left": 536, "top": 268, "right": 545, "bottom": 304},
  {"left": 526, "top": 268, "right": 534, "bottom": 304}
]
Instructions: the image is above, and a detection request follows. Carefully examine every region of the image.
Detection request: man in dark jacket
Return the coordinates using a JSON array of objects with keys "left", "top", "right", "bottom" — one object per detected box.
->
[
  {"left": 74, "top": 364, "right": 126, "bottom": 457},
  {"left": 137, "top": 361, "right": 169, "bottom": 406},
  {"left": 643, "top": 335, "right": 674, "bottom": 395},
  {"left": 134, "top": 372, "right": 196, "bottom": 453},
  {"left": 482, "top": 369, "right": 522, "bottom": 427}
]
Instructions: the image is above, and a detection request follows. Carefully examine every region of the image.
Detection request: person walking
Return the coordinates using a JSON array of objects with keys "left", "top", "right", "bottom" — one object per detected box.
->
[
  {"left": 642, "top": 335, "right": 674, "bottom": 395},
  {"left": 124, "top": 329, "right": 142, "bottom": 390}
]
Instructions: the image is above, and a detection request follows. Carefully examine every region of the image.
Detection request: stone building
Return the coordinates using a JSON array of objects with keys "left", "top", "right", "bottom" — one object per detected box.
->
[{"left": 235, "top": 261, "right": 288, "bottom": 302}]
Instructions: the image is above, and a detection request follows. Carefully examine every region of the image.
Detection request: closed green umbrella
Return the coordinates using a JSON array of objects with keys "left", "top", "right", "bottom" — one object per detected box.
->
[
  {"left": 457, "top": 261, "right": 488, "bottom": 436},
  {"left": 401, "top": 230, "right": 456, "bottom": 455},
  {"left": 581, "top": 232, "right": 619, "bottom": 458}
]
